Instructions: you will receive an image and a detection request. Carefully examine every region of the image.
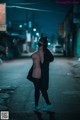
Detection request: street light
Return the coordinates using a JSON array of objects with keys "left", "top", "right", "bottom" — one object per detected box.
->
[
  {"left": 19, "top": 25, "right": 22, "bottom": 28},
  {"left": 33, "top": 28, "right": 36, "bottom": 31},
  {"left": 48, "top": 42, "right": 51, "bottom": 46},
  {"left": 36, "top": 32, "right": 39, "bottom": 36}
]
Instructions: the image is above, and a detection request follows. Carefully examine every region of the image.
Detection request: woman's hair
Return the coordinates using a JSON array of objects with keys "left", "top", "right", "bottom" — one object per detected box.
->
[
  {"left": 38, "top": 40, "right": 43, "bottom": 47},
  {"left": 38, "top": 37, "right": 48, "bottom": 50}
]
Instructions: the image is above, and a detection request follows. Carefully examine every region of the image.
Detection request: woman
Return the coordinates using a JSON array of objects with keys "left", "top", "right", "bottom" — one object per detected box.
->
[{"left": 32, "top": 37, "right": 54, "bottom": 111}]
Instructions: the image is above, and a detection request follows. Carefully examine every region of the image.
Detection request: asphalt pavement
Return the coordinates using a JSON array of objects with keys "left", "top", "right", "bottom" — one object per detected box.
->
[{"left": 0, "top": 54, "right": 80, "bottom": 120}]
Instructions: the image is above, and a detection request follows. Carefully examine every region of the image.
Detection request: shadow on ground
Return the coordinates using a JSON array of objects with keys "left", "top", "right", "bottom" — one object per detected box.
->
[
  {"left": 10, "top": 111, "right": 56, "bottom": 120},
  {"left": 35, "top": 111, "right": 55, "bottom": 120}
]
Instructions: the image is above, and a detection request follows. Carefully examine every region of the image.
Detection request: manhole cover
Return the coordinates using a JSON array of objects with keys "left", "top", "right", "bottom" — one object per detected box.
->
[{"left": 0, "top": 93, "right": 10, "bottom": 99}]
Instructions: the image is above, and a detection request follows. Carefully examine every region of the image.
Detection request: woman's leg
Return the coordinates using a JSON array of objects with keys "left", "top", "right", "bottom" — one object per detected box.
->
[
  {"left": 41, "top": 90, "right": 53, "bottom": 111},
  {"left": 41, "top": 90, "right": 51, "bottom": 105},
  {"left": 33, "top": 79, "right": 40, "bottom": 106}
]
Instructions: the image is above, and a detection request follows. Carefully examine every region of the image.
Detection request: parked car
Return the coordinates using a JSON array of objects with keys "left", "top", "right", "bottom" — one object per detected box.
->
[{"left": 52, "top": 44, "right": 63, "bottom": 53}]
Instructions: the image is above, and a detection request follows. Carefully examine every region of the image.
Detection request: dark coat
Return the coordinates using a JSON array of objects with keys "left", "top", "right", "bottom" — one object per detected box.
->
[{"left": 40, "top": 49, "right": 54, "bottom": 90}]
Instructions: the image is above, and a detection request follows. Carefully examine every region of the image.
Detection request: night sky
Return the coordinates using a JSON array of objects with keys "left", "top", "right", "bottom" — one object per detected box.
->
[{"left": 1, "top": 0, "right": 72, "bottom": 38}]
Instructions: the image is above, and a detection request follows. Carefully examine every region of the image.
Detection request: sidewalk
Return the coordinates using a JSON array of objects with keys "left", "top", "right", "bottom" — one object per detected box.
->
[
  {"left": 68, "top": 58, "right": 80, "bottom": 79},
  {"left": 0, "top": 53, "right": 33, "bottom": 64},
  {"left": 20, "top": 52, "right": 33, "bottom": 59}
]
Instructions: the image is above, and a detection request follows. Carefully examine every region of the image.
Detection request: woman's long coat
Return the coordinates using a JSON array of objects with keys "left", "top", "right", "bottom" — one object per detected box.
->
[{"left": 40, "top": 49, "right": 54, "bottom": 90}]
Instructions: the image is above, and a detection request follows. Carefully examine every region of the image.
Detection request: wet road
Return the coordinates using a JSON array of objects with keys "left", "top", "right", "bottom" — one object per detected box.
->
[{"left": 0, "top": 57, "right": 80, "bottom": 120}]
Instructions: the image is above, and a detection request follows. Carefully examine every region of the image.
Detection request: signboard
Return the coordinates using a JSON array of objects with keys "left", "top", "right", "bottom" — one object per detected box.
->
[
  {"left": 0, "top": 4, "right": 6, "bottom": 31},
  {"left": 73, "top": 5, "right": 80, "bottom": 23},
  {"left": 26, "top": 31, "right": 31, "bottom": 42},
  {"left": 58, "top": 23, "right": 64, "bottom": 36}
]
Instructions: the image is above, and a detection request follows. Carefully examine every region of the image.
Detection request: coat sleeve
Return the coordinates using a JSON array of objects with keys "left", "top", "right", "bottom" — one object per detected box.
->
[{"left": 45, "top": 49, "right": 54, "bottom": 62}]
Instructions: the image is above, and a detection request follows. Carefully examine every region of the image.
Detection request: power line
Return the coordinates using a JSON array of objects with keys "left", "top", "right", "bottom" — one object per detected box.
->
[
  {"left": 7, "top": 6, "right": 54, "bottom": 12},
  {"left": 7, "top": 5, "right": 64, "bottom": 14}
]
